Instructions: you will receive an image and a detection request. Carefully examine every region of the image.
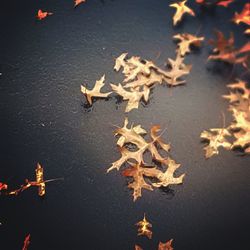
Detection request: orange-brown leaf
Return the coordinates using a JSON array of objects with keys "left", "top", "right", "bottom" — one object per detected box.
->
[
  {"left": 37, "top": 9, "right": 53, "bottom": 20},
  {"left": 136, "top": 214, "right": 153, "bottom": 239},
  {"left": 22, "top": 234, "right": 31, "bottom": 250}
]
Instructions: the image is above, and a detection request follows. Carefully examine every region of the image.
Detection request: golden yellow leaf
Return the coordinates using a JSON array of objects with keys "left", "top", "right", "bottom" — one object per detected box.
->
[
  {"left": 81, "top": 75, "right": 112, "bottom": 105},
  {"left": 170, "top": 0, "right": 195, "bottom": 26},
  {"left": 136, "top": 213, "right": 153, "bottom": 239}
]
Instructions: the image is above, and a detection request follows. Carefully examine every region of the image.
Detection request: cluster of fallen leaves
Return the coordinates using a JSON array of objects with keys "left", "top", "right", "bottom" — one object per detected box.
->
[
  {"left": 170, "top": 0, "right": 250, "bottom": 39},
  {"left": 106, "top": 118, "right": 185, "bottom": 201},
  {"left": 201, "top": 79, "right": 250, "bottom": 158},
  {"left": 81, "top": 51, "right": 192, "bottom": 113}
]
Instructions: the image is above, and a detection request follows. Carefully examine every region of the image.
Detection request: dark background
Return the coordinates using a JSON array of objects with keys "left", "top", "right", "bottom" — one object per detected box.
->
[{"left": 0, "top": 0, "right": 250, "bottom": 249}]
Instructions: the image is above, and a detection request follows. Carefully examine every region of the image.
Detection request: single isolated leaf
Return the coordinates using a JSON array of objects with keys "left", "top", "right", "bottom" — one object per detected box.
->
[
  {"left": 7, "top": 163, "right": 62, "bottom": 196},
  {"left": 22, "top": 234, "right": 31, "bottom": 250},
  {"left": 81, "top": 75, "right": 112, "bottom": 105},
  {"left": 0, "top": 182, "right": 8, "bottom": 191},
  {"left": 170, "top": 0, "right": 195, "bottom": 26},
  {"left": 158, "top": 239, "right": 174, "bottom": 250},
  {"left": 37, "top": 10, "right": 53, "bottom": 20},
  {"left": 173, "top": 33, "right": 204, "bottom": 56},
  {"left": 74, "top": 0, "right": 86, "bottom": 7},
  {"left": 136, "top": 213, "right": 153, "bottom": 239}
]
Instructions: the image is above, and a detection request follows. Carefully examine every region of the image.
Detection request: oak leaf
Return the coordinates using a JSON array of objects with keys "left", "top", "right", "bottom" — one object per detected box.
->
[
  {"left": 200, "top": 128, "right": 231, "bottom": 158},
  {"left": 134, "top": 238, "right": 174, "bottom": 250},
  {"left": 173, "top": 33, "right": 204, "bottom": 56},
  {"left": 158, "top": 239, "right": 174, "bottom": 250},
  {"left": 37, "top": 10, "right": 53, "bottom": 20},
  {"left": 81, "top": 75, "right": 112, "bottom": 105},
  {"left": 164, "top": 52, "right": 192, "bottom": 86},
  {"left": 7, "top": 163, "right": 62, "bottom": 196},
  {"left": 108, "top": 118, "right": 185, "bottom": 201},
  {"left": 112, "top": 53, "right": 191, "bottom": 112},
  {"left": 170, "top": 0, "right": 195, "bottom": 26},
  {"left": 22, "top": 234, "right": 31, "bottom": 250},
  {"left": 136, "top": 213, "right": 152, "bottom": 239},
  {"left": 208, "top": 31, "right": 250, "bottom": 66}
]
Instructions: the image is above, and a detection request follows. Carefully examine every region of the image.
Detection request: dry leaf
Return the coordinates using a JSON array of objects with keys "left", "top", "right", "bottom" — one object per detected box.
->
[
  {"left": 22, "top": 234, "right": 31, "bottom": 250},
  {"left": 37, "top": 10, "right": 53, "bottom": 20},
  {"left": 173, "top": 33, "right": 204, "bottom": 56},
  {"left": 122, "top": 162, "right": 154, "bottom": 201},
  {"left": 7, "top": 163, "right": 62, "bottom": 196},
  {"left": 200, "top": 128, "right": 231, "bottom": 158},
  {"left": 136, "top": 213, "right": 153, "bottom": 239},
  {"left": 107, "top": 118, "right": 185, "bottom": 201},
  {"left": 208, "top": 30, "right": 250, "bottom": 66},
  {"left": 81, "top": 75, "right": 112, "bottom": 105},
  {"left": 201, "top": 79, "right": 250, "bottom": 157},
  {"left": 134, "top": 238, "right": 174, "bottom": 250},
  {"left": 164, "top": 52, "right": 192, "bottom": 86},
  {"left": 74, "top": 0, "right": 86, "bottom": 7},
  {"left": 112, "top": 53, "right": 191, "bottom": 112},
  {"left": 232, "top": 3, "right": 250, "bottom": 31},
  {"left": 158, "top": 239, "right": 174, "bottom": 250},
  {"left": 170, "top": 0, "right": 195, "bottom": 26}
]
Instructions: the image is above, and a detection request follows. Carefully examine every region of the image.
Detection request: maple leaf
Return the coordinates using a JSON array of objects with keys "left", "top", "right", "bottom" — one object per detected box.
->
[
  {"left": 37, "top": 10, "right": 53, "bottom": 20},
  {"left": 232, "top": 3, "right": 250, "bottom": 29},
  {"left": 22, "top": 234, "right": 31, "bottom": 250},
  {"left": 158, "top": 239, "right": 174, "bottom": 250},
  {"left": 173, "top": 33, "right": 204, "bottom": 56},
  {"left": 170, "top": 0, "right": 195, "bottom": 26},
  {"left": 136, "top": 213, "right": 153, "bottom": 239},
  {"left": 81, "top": 75, "right": 112, "bottom": 105},
  {"left": 200, "top": 128, "right": 232, "bottom": 158},
  {"left": 0, "top": 182, "right": 8, "bottom": 191},
  {"left": 74, "top": 0, "right": 86, "bottom": 7}
]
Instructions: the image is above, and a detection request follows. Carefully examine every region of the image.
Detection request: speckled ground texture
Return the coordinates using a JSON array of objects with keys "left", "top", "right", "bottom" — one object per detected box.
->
[{"left": 0, "top": 0, "right": 250, "bottom": 249}]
